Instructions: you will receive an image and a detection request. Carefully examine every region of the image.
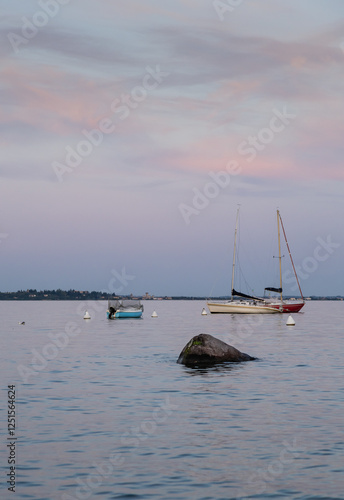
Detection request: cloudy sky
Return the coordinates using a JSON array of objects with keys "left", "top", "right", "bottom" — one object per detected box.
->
[{"left": 1, "top": 0, "right": 343, "bottom": 297}]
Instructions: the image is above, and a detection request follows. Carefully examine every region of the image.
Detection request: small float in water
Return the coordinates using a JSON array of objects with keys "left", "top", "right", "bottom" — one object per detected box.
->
[
  {"left": 106, "top": 299, "right": 143, "bottom": 319},
  {"left": 286, "top": 315, "right": 295, "bottom": 326}
]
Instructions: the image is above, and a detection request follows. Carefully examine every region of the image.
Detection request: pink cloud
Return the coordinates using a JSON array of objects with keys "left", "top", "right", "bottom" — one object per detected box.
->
[{"left": 1, "top": 62, "right": 118, "bottom": 136}]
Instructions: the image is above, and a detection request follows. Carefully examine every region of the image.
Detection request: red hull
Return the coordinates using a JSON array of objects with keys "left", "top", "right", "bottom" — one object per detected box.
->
[{"left": 265, "top": 301, "right": 305, "bottom": 313}]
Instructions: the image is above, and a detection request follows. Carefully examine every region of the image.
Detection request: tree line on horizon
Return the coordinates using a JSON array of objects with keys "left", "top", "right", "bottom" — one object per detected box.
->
[{"left": 0, "top": 289, "right": 342, "bottom": 300}]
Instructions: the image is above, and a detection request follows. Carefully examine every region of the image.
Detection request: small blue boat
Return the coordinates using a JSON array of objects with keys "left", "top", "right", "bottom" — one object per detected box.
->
[{"left": 106, "top": 299, "right": 143, "bottom": 319}]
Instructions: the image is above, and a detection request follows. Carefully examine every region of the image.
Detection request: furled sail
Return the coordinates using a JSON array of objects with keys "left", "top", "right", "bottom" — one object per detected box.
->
[
  {"left": 231, "top": 289, "right": 265, "bottom": 301},
  {"left": 264, "top": 287, "right": 282, "bottom": 293}
]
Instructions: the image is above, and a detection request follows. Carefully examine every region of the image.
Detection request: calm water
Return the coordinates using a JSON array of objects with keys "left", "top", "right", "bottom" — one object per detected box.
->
[{"left": 1, "top": 300, "right": 344, "bottom": 500}]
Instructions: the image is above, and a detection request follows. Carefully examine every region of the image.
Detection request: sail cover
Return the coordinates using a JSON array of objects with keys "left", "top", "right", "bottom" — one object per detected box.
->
[
  {"left": 231, "top": 289, "right": 265, "bottom": 301},
  {"left": 264, "top": 287, "right": 282, "bottom": 293},
  {"left": 108, "top": 299, "right": 143, "bottom": 311}
]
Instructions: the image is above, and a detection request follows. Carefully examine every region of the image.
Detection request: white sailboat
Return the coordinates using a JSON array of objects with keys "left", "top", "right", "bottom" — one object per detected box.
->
[{"left": 207, "top": 209, "right": 305, "bottom": 314}]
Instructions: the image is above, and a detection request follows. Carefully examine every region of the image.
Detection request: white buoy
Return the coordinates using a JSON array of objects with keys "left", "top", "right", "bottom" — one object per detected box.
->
[
  {"left": 286, "top": 315, "right": 295, "bottom": 326},
  {"left": 201, "top": 308, "right": 207, "bottom": 315},
  {"left": 151, "top": 311, "right": 158, "bottom": 318},
  {"left": 84, "top": 311, "right": 91, "bottom": 319}
]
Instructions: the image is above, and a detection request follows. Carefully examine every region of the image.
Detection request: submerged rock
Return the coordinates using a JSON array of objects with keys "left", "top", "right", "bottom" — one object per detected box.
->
[{"left": 177, "top": 333, "right": 255, "bottom": 367}]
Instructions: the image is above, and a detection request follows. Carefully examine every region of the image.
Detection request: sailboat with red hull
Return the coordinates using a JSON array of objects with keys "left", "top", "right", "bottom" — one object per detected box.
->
[
  {"left": 207, "top": 209, "right": 305, "bottom": 314},
  {"left": 260, "top": 210, "right": 304, "bottom": 313}
]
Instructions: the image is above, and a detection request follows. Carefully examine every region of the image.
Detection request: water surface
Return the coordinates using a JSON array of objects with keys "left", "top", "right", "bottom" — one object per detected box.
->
[{"left": 1, "top": 300, "right": 343, "bottom": 499}]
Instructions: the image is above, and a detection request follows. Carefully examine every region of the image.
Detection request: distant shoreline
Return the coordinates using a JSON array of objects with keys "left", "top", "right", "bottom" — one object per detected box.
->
[{"left": 0, "top": 290, "right": 342, "bottom": 301}]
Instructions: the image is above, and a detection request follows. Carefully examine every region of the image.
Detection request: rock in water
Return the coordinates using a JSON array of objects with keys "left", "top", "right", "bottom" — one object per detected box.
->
[{"left": 177, "top": 333, "right": 255, "bottom": 367}]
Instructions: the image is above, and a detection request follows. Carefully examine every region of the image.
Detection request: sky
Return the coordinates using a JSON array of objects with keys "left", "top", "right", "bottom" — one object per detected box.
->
[{"left": 1, "top": 0, "right": 344, "bottom": 297}]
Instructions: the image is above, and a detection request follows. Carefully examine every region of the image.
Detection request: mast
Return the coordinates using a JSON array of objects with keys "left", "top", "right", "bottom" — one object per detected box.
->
[
  {"left": 277, "top": 210, "right": 283, "bottom": 302},
  {"left": 279, "top": 212, "right": 304, "bottom": 301},
  {"left": 231, "top": 207, "right": 240, "bottom": 301}
]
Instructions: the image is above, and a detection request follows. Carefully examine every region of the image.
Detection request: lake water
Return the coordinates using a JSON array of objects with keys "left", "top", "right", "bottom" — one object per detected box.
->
[{"left": 1, "top": 300, "right": 344, "bottom": 500}]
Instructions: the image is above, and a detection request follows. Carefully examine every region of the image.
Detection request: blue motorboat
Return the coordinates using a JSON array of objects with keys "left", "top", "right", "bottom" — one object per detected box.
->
[{"left": 106, "top": 299, "right": 143, "bottom": 319}]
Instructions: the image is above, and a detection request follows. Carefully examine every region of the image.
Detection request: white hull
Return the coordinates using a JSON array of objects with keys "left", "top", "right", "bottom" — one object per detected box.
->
[{"left": 207, "top": 301, "right": 280, "bottom": 314}]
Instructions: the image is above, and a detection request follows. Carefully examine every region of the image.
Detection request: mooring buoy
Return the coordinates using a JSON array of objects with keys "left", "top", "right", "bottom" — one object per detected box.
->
[
  {"left": 84, "top": 311, "right": 91, "bottom": 319},
  {"left": 286, "top": 315, "right": 295, "bottom": 326}
]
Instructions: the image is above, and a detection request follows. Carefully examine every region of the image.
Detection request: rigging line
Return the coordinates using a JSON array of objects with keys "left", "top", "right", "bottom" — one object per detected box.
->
[
  {"left": 278, "top": 212, "right": 304, "bottom": 301},
  {"left": 208, "top": 268, "right": 224, "bottom": 299},
  {"left": 208, "top": 242, "right": 232, "bottom": 300},
  {"left": 231, "top": 207, "right": 240, "bottom": 300},
  {"left": 236, "top": 254, "right": 254, "bottom": 295},
  {"left": 234, "top": 210, "right": 259, "bottom": 296}
]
